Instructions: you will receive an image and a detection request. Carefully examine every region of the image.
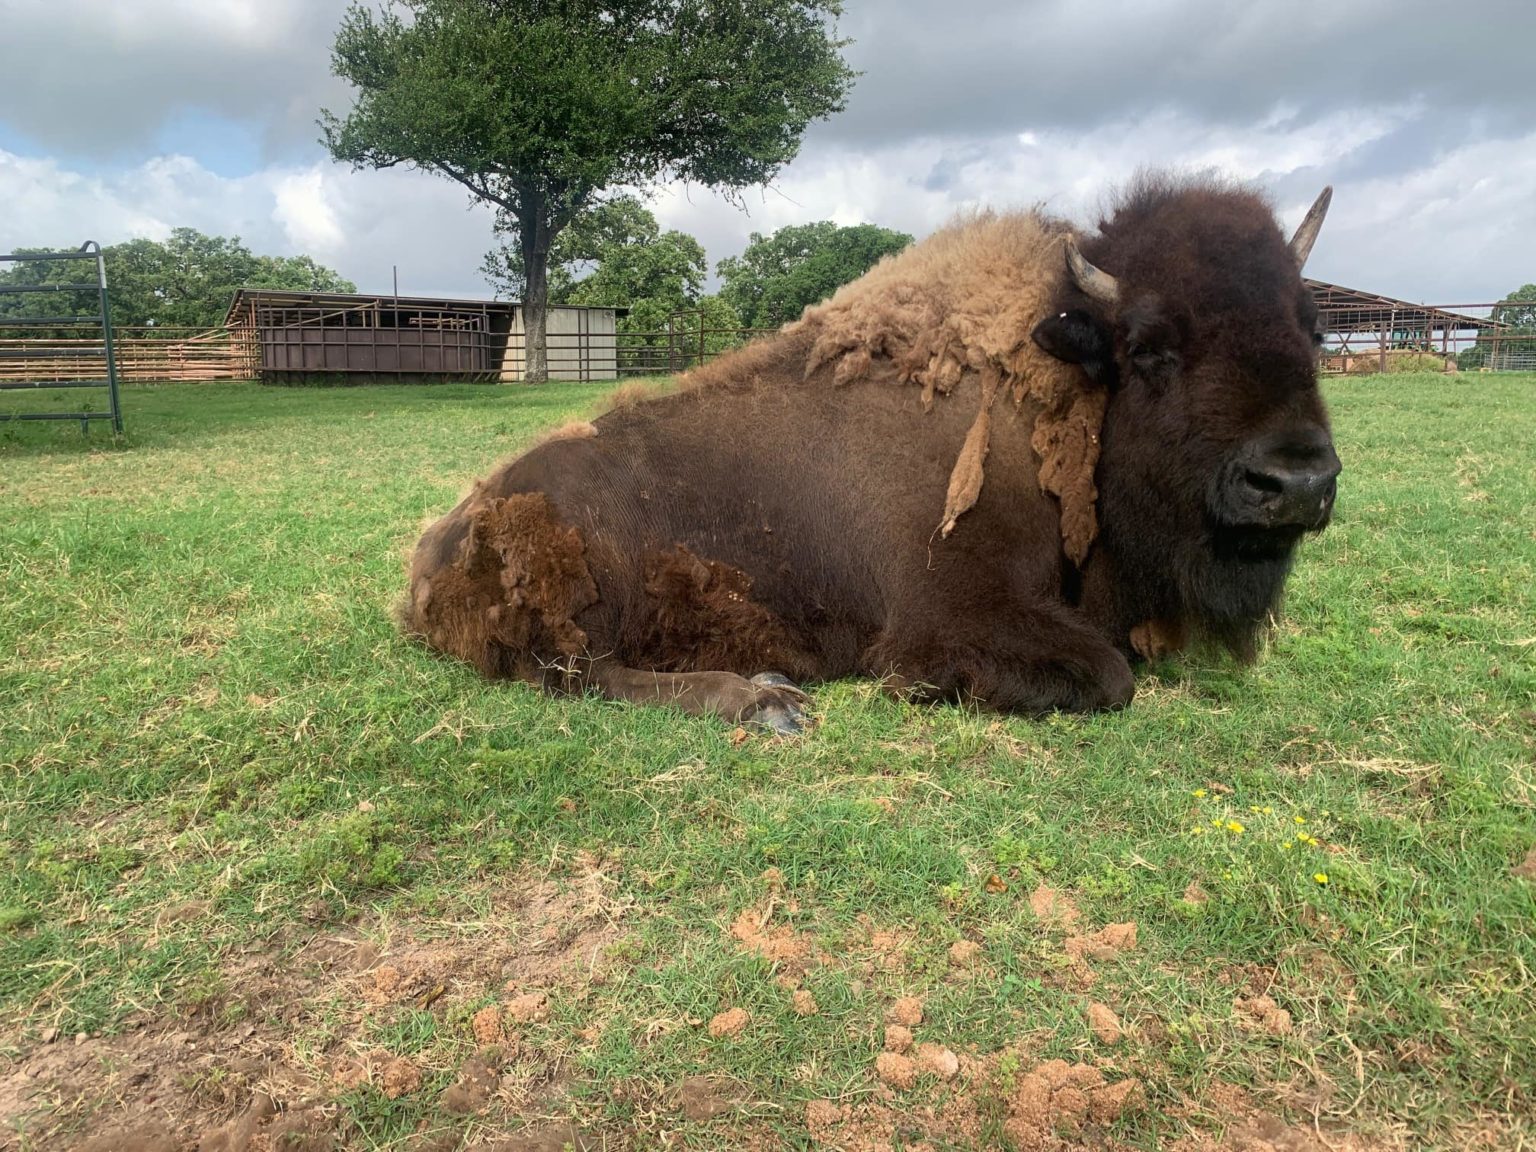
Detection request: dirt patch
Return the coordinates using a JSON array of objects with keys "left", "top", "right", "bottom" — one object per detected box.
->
[
  {"left": 1030, "top": 883, "right": 1082, "bottom": 928},
  {"left": 440, "top": 1051, "right": 502, "bottom": 1115},
  {"left": 949, "top": 939, "right": 983, "bottom": 967},
  {"left": 1235, "top": 995, "right": 1294, "bottom": 1037},
  {"left": 791, "top": 989, "right": 820, "bottom": 1017},
  {"left": 810, "top": 1051, "right": 1142, "bottom": 1151},
  {"left": 1005, "top": 1060, "right": 1143, "bottom": 1150},
  {"left": 678, "top": 1075, "right": 742, "bottom": 1122},
  {"left": 0, "top": 871, "right": 625, "bottom": 1152},
  {"left": 728, "top": 901, "right": 812, "bottom": 972},
  {"left": 1064, "top": 921, "right": 1137, "bottom": 962}
]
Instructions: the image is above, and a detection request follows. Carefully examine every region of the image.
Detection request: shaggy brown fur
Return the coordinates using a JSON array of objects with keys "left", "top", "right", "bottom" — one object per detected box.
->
[
  {"left": 402, "top": 175, "right": 1340, "bottom": 726},
  {"left": 406, "top": 491, "right": 597, "bottom": 683},
  {"left": 783, "top": 210, "right": 1105, "bottom": 560}
]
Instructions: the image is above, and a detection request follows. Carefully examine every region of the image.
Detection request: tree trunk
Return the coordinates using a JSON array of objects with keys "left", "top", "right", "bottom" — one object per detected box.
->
[{"left": 519, "top": 205, "right": 550, "bottom": 384}]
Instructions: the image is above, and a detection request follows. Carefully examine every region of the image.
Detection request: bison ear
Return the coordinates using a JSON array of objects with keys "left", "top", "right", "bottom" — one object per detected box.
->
[{"left": 1031, "top": 309, "right": 1120, "bottom": 391}]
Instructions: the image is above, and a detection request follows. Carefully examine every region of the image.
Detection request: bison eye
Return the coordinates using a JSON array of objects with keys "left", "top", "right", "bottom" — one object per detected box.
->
[{"left": 1312, "top": 330, "right": 1325, "bottom": 346}]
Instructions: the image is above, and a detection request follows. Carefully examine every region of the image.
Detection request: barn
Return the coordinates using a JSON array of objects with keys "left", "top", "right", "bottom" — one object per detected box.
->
[{"left": 224, "top": 289, "right": 624, "bottom": 382}]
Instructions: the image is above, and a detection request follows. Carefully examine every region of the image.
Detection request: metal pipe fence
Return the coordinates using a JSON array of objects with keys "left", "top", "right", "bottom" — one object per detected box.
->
[{"left": 0, "top": 242, "right": 123, "bottom": 432}]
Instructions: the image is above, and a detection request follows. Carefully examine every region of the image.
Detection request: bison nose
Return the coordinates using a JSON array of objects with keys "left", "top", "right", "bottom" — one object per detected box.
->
[{"left": 1239, "top": 440, "right": 1342, "bottom": 526}]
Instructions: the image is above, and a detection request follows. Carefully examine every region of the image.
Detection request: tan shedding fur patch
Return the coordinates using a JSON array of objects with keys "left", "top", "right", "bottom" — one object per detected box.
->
[{"left": 784, "top": 210, "right": 1106, "bottom": 562}]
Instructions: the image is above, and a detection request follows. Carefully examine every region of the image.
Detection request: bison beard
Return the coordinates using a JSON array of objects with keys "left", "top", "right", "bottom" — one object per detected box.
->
[{"left": 402, "top": 176, "right": 1339, "bottom": 729}]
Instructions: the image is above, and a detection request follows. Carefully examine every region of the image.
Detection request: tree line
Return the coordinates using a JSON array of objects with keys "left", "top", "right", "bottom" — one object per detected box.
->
[
  {"left": 480, "top": 195, "right": 912, "bottom": 348},
  {"left": 0, "top": 230, "right": 354, "bottom": 333}
]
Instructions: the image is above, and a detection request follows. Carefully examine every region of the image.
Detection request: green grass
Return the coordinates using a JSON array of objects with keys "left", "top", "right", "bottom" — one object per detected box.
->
[{"left": 2, "top": 375, "right": 1534, "bottom": 1149}]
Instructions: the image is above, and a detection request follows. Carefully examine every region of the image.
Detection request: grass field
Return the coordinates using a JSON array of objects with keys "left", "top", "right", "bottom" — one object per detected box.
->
[{"left": 2, "top": 374, "right": 1533, "bottom": 1151}]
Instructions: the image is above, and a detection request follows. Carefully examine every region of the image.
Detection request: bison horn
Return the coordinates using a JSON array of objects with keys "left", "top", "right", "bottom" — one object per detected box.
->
[
  {"left": 1065, "top": 235, "right": 1119, "bottom": 305},
  {"left": 1288, "top": 186, "right": 1333, "bottom": 269}
]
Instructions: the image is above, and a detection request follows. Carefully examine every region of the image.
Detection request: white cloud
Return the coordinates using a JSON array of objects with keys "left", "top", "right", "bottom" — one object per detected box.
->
[{"left": 272, "top": 169, "right": 345, "bottom": 254}]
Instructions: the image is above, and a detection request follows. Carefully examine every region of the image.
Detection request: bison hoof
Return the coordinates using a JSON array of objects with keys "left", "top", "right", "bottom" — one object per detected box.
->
[{"left": 745, "top": 672, "right": 811, "bottom": 735}]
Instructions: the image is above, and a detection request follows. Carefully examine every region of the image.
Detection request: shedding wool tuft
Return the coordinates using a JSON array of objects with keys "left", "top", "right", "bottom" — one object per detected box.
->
[{"left": 784, "top": 209, "right": 1107, "bottom": 562}]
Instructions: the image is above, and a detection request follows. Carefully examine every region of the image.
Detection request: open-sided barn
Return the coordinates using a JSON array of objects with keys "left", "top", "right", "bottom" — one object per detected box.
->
[{"left": 223, "top": 290, "right": 623, "bottom": 382}]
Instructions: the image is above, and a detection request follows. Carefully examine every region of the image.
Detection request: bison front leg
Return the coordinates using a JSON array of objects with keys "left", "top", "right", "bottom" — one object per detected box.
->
[
  {"left": 588, "top": 663, "right": 811, "bottom": 735},
  {"left": 868, "top": 602, "right": 1135, "bottom": 716}
]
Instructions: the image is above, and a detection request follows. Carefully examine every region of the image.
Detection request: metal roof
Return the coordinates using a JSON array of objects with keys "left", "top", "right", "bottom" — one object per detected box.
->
[
  {"left": 1305, "top": 279, "right": 1504, "bottom": 333},
  {"left": 224, "top": 288, "right": 627, "bottom": 327}
]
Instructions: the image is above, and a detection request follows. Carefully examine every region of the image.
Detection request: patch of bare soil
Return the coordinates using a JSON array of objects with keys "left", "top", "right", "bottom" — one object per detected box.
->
[
  {"left": 677, "top": 1075, "right": 743, "bottom": 1122},
  {"left": 728, "top": 901, "right": 811, "bottom": 972},
  {"left": 1234, "top": 995, "right": 1294, "bottom": 1037},
  {"left": 810, "top": 1051, "right": 1144, "bottom": 1152},
  {"left": 0, "top": 870, "right": 625, "bottom": 1152},
  {"left": 1030, "top": 883, "right": 1082, "bottom": 929},
  {"left": 1064, "top": 921, "right": 1137, "bottom": 963}
]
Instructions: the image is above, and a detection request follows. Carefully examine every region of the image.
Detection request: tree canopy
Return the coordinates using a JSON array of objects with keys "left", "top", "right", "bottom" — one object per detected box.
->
[
  {"left": 716, "top": 220, "right": 913, "bottom": 329},
  {"left": 1458, "top": 282, "right": 1536, "bottom": 369},
  {"left": 323, "top": 0, "right": 855, "bottom": 380},
  {"left": 0, "top": 230, "right": 355, "bottom": 331}
]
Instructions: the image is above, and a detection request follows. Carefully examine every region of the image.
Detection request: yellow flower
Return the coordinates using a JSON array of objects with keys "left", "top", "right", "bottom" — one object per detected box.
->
[
  {"left": 1192, "top": 826, "right": 1207, "bottom": 835},
  {"left": 1314, "top": 872, "right": 1329, "bottom": 885},
  {"left": 1294, "top": 816, "right": 1306, "bottom": 824},
  {"left": 1262, "top": 806, "right": 1274, "bottom": 814},
  {"left": 1192, "top": 789, "right": 1207, "bottom": 798},
  {"left": 1282, "top": 841, "right": 1295, "bottom": 850},
  {"left": 1227, "top": 821, "right": 1245, "bottom": 834},
  {"left": 1211, "top": 819, "right": 1223, "bottom": 827},
  {"left": 1249, "top": 805, "right": 1261, "bottom": 813}
]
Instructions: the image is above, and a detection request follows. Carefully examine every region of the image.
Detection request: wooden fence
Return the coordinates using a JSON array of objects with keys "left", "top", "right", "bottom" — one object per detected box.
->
[{"left": 0, "top": 327, "right": 256, "bottom": 384}]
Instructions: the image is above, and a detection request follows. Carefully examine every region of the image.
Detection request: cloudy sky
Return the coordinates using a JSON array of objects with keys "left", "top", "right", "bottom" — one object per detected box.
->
[{"left": 3, "top": 0, "right": 1534, "bottom": 305}]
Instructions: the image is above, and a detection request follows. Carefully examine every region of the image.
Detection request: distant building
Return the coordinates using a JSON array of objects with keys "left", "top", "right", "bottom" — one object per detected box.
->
[{"left": 224, "top": 289, "right": 623, "bottom": 381}]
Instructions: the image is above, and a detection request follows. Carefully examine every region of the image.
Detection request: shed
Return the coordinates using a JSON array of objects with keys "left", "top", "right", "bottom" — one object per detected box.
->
[{"left": 224, "top": 290, "right": 623, "bottom": 381}]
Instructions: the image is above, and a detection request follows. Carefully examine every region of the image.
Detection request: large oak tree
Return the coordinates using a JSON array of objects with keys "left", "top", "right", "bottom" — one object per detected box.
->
[{"left": 322, "top": 0, "right": 855, "bottom": 382}]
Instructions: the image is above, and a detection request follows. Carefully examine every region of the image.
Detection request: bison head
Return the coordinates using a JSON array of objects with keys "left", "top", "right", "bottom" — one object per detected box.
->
[{"left": 1032, "top": 178, "right": 1341, "bottom": 659}]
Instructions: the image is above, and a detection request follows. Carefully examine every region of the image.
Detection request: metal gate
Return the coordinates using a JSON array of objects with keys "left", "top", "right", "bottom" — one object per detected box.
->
[{"left": 0, "top": 242, "right": 123, "bottom": 434}]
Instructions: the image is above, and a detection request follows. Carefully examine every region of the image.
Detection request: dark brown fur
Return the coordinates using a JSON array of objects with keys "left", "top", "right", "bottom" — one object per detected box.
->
[{"left": 402, "top": 176, "right": 1338, "bottom": 723}]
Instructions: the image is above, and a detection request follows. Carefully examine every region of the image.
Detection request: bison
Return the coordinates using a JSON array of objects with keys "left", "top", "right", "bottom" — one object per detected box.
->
[{"left": 401, "top": 176, "right": 1341, "bottom": 733}]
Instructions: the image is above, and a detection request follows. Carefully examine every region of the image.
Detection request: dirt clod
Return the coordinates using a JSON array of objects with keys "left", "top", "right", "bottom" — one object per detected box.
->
[
  {"left": 471, "top": 1005, "right": 505, "bottom": 1044},
  {"left": 1005, "top": 1060, "right": 1142, "bottom": 1149},
  {"left": 791, "top": 989, "right": 819, "bottom": 1017},
  {"left": 1087, "top": 1002, "right": 1123, "bottom": 1045},
  {"left": 708, "top": 1008, "right": 750, "bottom": 1039},
  {"left": 1182, "top": 880, "right": 1209, "bottom": 905},
  {"left": 1235, "top": 994, "right": 1294, "bottom": 1037},
  {"left": 505, "top": 991, "right": 548, "bottom": 1024},
  {"left": 1065, "top": 921, "right": 1137, "bottom": 962},
  {"left": 884, "top": 1024, "right": 914, "bottom": 1053},
  {"left": 875, "top": 1051, "right": 917, "bottom": 1089},
  {"left": 915, "top": 1043, "right": 960, "bottom": 1080},
  {"left": 805, "top": 1100, "right": 844, "bottom": 1131},
  {"left": 886, "top": 997, "right": 924, "bottom": 1027},
  {"left": 379, "top": 1056, "right": 421, "bottom": 1099}
]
